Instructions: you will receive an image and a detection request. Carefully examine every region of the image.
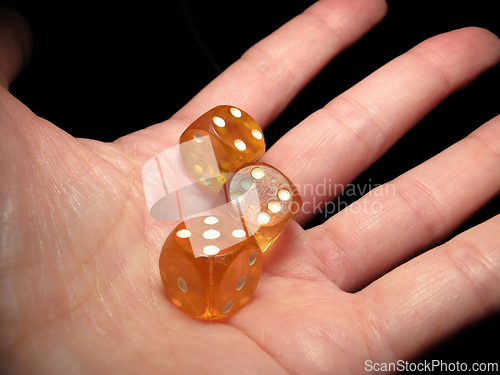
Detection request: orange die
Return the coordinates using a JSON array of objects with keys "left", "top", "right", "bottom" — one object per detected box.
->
[
  {"left": 179, "top": 105, "right": 265, "bottom": 187},
  {"left": 225, "top": 162, "right": 302, "bottom": 252},
  {"left": 159, "top": 214, "right": 263, "bottom": 320}
]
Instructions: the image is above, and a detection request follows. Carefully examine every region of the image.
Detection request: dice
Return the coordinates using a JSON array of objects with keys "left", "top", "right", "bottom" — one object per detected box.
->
[
  {"left": 224, "top": 162, "right": 302, "bottom": 252},
  {"left": 157, "top": 106, "right": 301, "bottom": 319},
  {"left": 159, "top": 214, "right": 263, "bottom": 320},
  {"left": 179, "top": 105, "right": 265, "bottom": 187}
]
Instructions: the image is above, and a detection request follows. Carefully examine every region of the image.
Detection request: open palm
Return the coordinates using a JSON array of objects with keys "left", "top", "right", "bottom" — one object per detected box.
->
[{"left": 1, "top": 1, "right": 500, "bottom": 374}]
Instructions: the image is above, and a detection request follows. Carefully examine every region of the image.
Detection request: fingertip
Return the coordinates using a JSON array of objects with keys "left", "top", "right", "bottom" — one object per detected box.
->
[
  {"left": 457, "top": 27, "right": 500, "bottom": 85},
  {"left": 467, "top": 26, "right": 500, "bottom": 64},
  {"left": 343, "top": 0, "right": 389, "bottom": 38},
  {"left": 408, "top": 27, "right": 500, "bottom": 92},
  {"left": 361, "top": 0, "right": 389, "bottom": 24},
  {"left": 321, "top": 0, "right": 388, "bottom": 23},
  {"left": 0, "top": 4, "right": 33, "bottom": 89}
]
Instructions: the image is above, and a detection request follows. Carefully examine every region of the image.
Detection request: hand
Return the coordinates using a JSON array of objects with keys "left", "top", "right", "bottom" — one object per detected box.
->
[{"left": 1, "top": 1, "right": 499, "bottom": 374}]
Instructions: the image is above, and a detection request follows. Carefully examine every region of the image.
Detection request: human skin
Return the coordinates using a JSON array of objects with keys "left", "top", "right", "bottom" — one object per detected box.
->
[{"left": 1, "top": 1, "right": 500, "bottom": 374}]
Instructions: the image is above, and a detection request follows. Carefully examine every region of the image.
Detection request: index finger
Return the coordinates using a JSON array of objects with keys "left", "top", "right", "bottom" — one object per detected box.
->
[{"left": 152, "top": 0, "right": 387, "bottom": 134}]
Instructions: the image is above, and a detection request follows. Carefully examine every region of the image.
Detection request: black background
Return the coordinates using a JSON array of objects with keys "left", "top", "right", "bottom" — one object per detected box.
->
[{"left": 4, "top": 0, "right": 499, "bottom": 371}]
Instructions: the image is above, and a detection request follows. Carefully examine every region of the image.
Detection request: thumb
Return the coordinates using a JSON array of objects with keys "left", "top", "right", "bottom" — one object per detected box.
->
[{"left": 0, "top": 5, "right": 32, "bottom": 89}]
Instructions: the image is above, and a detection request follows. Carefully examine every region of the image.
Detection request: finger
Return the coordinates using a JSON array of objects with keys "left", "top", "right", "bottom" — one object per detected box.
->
[
  {"left": 0, "top": 5, "right": 32, "bottom": 89},
  {"left": 304, "top": 114, "right": 500, "bottom": 291},
  {"left": 139, "top": 0, "right": 387, "bottom": 137},
  {"left": 356, "top": 213, "right": 500, "bottom": 363},
  {"left": 260, "top": 27, "right": 500, "bottom": 224}
]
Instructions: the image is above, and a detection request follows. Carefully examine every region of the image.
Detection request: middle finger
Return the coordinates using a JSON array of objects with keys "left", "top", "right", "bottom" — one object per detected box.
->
[{"left": 261, "top": 27, "right": 500, "bottom": 225}]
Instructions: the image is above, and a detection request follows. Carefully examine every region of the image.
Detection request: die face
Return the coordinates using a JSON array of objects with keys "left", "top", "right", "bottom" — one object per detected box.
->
[
  {"left": 209, "top": 106, "right": 265, "bottom": 170},
  {"left": 159, "top": 215, "right": 263, "bottom": 320},
  {"left": 159, "top": 242, "right": 207, "bottom": 317},
  {"left": 179, "top": 130, "right": 229, "bottom": 188},
  {"left": 226, "top": 162, "right": 302, "bottom": 252},
  {"left": 179, "top": 106, "right": 265, "bottom": 187},
  {"left": 215, "top": 244, "right": 262, "bottom": 316}
]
